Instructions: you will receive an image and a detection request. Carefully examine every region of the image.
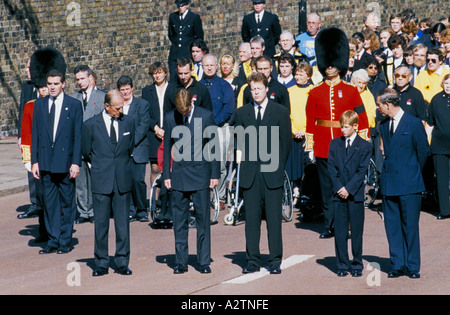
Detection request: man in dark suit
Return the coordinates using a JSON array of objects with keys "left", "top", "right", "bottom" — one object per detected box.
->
[
  {"left": 327, "top": 110, "right": 372, "bottom": 277},
  {"left": 241, "top": 0, "right": 282, "bottom": 59},
  {"left": 31, "top": 66, "right": 83, "bottom": 255},
  {"left": 71, "top": 65, "right": 106, "bottom": 224},
  {"left": 117, "top": 75, "right": 151, "bottom": 222},
  {"left": 233, "top": 72, "right": 291, "bottom": 274},
  {"left": 163, "top": 89, "right": 219, "bottom": 274},
  {"left": 82, "top": 90, "right": 135, "bottom": 276},
  {"left": 168, "top": 0, "right": 204, "bottom": 80},
  {"left": 376, "top": 88, "right": 430, "bottom": 279}
]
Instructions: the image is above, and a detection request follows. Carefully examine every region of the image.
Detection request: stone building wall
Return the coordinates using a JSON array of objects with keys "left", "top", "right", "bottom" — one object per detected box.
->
[{"left": 0, "top": 0, "right": 447, "bottom": 137}]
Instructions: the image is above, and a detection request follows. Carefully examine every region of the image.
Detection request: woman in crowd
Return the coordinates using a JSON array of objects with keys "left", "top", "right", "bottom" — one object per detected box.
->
[
  {"left": 219, "top": 54, "right": 243, "bottom": 98},
  {"left": 427, "top": 74, "right": 450, "bottom": 220},
  {"left": 287, "top": 62, "right": 314, "bottom": 204},
  {"left": 440, "top": 29, "right": 450, "bottom": 68}
]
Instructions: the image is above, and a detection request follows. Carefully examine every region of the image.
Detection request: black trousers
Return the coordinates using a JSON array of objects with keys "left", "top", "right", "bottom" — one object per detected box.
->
[
  {"left": 316, "top": 157, "right": 334, "bottom": 230},
  {"left": 171, "top": 188, "right": 211, "bottom": 266},
  {"left": 333, "top": 199, "right": 365, "bottom": 271},
  {"left": 433, "top": 154, "right": 450, "bottom": 216},
  {"left": 242, "top": 172, "right": 283, "bottom": 269},
  {"left": 41, "top": 171, "right": 76, "bottom": 250},
  {"left": 92, "top": 186, "right": 131, "bottom": 269},
  {"left": 130, "top": 161, "right": 148, "bottom": 219}
]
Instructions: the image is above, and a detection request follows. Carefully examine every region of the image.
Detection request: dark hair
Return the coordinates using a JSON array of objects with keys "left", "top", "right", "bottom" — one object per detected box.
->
[
  {"left": 388, "top": 34, "right": 407, "bottom": 50},
  {"left": 74, "top": 65, "right": 92, "bottom": 76},
  {"left": 190, "top": 38, "right": 209, "bottom": 54},
  {"left": 116, "top": 75, "right": 133, "bottom": 89},
  {"left": 278, "top": 52, "right": 296, "bottom": 73},
  {"left": 47, "top": 69, "right": 65, "bottom": 83},
  {"left": 148, "top": 61, "right": 169, "bottom": 76},
  {"left": 427, "top": 48, "right": 444, "bottom": 61},
  {"left": 247, "top": 71, "right": 269, "bottom": 88},
  {"left": 176, "top": 57, "right": 193, "bottom": 69}
]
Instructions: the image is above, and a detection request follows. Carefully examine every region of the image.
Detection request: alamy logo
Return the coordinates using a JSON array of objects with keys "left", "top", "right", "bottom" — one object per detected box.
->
[{"left": 170, "top": 118, "right": 280, "bottom": 172}]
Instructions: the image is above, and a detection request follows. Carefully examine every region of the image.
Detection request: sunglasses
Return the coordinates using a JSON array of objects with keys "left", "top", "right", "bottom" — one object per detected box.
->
[
  {"left": 393, "top": 73, "right": 408, "bottom": 79},
  {"left": 427, "top": 58, "right": 438, "bottom": 64}
]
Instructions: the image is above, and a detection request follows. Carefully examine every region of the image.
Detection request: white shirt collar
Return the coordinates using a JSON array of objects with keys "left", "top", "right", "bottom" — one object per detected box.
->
[{"left": 345, "top": 132, "right": 357, "bottom": 147}]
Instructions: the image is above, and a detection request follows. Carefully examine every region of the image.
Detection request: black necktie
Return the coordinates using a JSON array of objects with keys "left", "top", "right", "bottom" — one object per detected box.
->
[
  {"left": 390, "top": 118, "right": 395, "bottom": 137},
  {"left": 346, "top": 138, "right": 351, "bottom": 155},
  {"left": 110, "top": 117, "right": 117, "bottom": 146},
  {"left": 257, "top": 14, "right": 261, "bottom": 24},
  {"left": 256, "top": 105, "right": 262, "bottom": 125},
  {"left": 82, "top": 91, "right": 87, "bottom": 110},
  {"left": 49, "top": 99, "right": 56, "bottom": 141}
]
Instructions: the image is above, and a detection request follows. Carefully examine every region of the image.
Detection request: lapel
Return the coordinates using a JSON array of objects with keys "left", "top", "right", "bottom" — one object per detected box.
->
[
  {"left": 96, "top": 113, "right": 116, "bottom": 153},
  {"left": 384, "top": 113, "right": 409, "bottom": 158},
  {"left": 54, "top": 95, "right": 70, "bottom": 143},
  {"left": 343, "top": 136, "right": 361, "bottom": 165},
  {"left": 39, "top": 96, "right": 52, "bottom": 142},
  {"left": 127, "top": 97, "right": 138, "bottom": 117}
]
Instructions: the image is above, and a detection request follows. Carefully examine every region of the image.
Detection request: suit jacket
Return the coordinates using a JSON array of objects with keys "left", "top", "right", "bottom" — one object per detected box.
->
[
  {"left": 380, "top": 111, "right": 430, "bottom": 196},
  {"left": 124, "top": 96, "right": 151, "bottom": 163},
  {"left": 70, "top": 87, "right": 106, "bottom": 122},
  {"left": 163, "top": 106, "right": 220, "bottom": 192},
  {"left": 81, "top": 112, "right": 135, "bottom": 194},
  {"left": 241, "top": 10, "right": 282, "bottom": 58},
  {"left": 233, "top": 100, "right": 291, "bottom": 189},
  {"left": 168, "top": 10, "right": 204, "bottom": 60},
  {"left": 142, "top": 83, "right": 171, "bottom": 160},
  {"left": 327, "top": 135, "right": 372, "bottom": 202},
  {"left": 31, "top": 94, "right": 83, "bottom": 173}
]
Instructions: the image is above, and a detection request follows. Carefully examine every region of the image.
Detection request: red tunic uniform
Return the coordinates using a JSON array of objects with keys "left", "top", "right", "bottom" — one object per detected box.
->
[
  {"left": 305, "top": 79, "right": 370, "bottom": 159},
  {"left": 20, "top": 99, "right": 36, "bottom": 163}
]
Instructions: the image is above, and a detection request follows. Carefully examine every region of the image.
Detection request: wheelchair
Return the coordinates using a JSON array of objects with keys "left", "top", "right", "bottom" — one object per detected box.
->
[{"left": 149, "top": 173, "right": 220, "bottom": 228}]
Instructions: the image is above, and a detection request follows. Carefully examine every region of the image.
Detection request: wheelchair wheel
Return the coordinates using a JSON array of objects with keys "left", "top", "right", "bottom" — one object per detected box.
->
[
  {"left": 149, "top": 173, "right": 162, "bottom": 223},
  {"left": 210, "top": 187, "right": 220, "bottom": 224},
  {"left": 281, "top": 171, "right": 294, "bottom": 222},
  {"left": 364, "top": 159, "right": 379, "bottom": 208}
]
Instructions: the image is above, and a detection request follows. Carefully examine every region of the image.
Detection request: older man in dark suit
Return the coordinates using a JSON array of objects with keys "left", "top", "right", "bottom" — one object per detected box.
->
[
  {"left": 82, "top": 90, "right": 135, "bottom": 276},
  {"left": 163, "top": 89, "right": 219, "bottom": 274},
  {"left": 234, "top": 72, "right": 291, "bottom": 274},
  {"left": 31, "top": 63, "right": 83, "bottom": 254},
  {"left": 376, "top": 88, "right": 430, "bottom": 279}
]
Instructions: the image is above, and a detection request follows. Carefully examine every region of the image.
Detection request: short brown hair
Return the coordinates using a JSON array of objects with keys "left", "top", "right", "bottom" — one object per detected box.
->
[{"left": 247, "top": 72, "right": 268, "bottom": 87}]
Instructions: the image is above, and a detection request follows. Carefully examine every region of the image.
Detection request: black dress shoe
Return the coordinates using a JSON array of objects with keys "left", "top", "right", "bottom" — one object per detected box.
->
[
  {"left": 387, "top": 270, "right": 404, "bottom": 278},
  {"left": 351, "top": 270, "right": 363, "bottom": 277},
  {"left": 173, "top": 264, "right": 188, "bottom": 274},
  {"left": 92, "top": 267, "right": 109, "bottom": 277},
  {"left": 242, "top": 265, "right": 260, "bottom": 274},
  {"left": 75, "top": 217, "right": 90, "bottom": 224},
  {"left": 200, "top": 265, "right": 211, "bottom": 274},
  {"left": 57, "top": 247, "right": 70, "bottom": 254},
  {"left": 269, "top": 266, "right": 282, "bottom": 274},
  {"left": 116, "top": 266, "right": 132, "bottom": 275},
  {"left": 39, "top": 247, "right": 57, "bottom": 254},
  {"left": 319, "top": 229, "right": 335, "bottom": 239},
  {"left": 17, "top": 210, "right": 39, "bottom": 219},
  {"left": 34, "top": 235, "right": 49, "bottom": 243},
  {"left": 337, "top": 270, "right": 348, "bottom": 277},
  {"left": 437, "top": 213, "right": 450, "bottom": 220},
  {"left": 408, "top": 271, "right": 421, "bottom": 279}
]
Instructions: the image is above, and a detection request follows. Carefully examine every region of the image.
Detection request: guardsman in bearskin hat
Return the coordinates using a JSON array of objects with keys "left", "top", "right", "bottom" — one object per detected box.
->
[{"left": 305, "top": 27, "right": 370, "bottom": 239}]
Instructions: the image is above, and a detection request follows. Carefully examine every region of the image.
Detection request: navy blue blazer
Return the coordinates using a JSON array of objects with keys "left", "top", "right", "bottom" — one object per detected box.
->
[
  {"left": 81, "top": 112, "right": 135, "bottom": 195},
  {"left": 327, "top": 135, "right": 372, "bottom": 202},
  {"left": 31, "top": 94, "right": 83, "bottom": 173},
  {"left": 163, "top": 106, "right": 220, "bottom": 192},
  {"left": 379, "top": 111, "right": 430, "bottom": 196}
]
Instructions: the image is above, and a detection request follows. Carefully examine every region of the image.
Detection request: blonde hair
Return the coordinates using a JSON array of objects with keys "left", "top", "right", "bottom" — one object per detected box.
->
[{"left": 339, "top": 110, "right": 359, "bottom": 126}]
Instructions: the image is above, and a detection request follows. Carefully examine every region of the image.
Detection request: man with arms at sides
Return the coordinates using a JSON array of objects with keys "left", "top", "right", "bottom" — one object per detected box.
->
[
  {"left": 376, "top": 88, "right": 429, "bottom": 279},
  {"left": 71, "top": 65, "right": 106, "bottom": 224},
  {"left": 241, "top": 0, "right": 281, "bottom": 61},
  {"left": 166, "top": 57, "right": 213, "bottom": 112},
  {"left": 168, "top": 0, "right": 204, "bottom": 80},
  {"left": 163, "top": 89, "right": 219, "bottom": 274},
  {"left": 82, "top": 90, "right": 135, "bottom": 276},
  {"left": 305, "top": 27, "right": 370, "bottom": 240},
  {"left": 117, "top": 75, "right": 151, "bottom": 222},
  {"left": 31, "top": 48, "right": 83, "bottom": 255},
  {"left": 234, "top": 72, "right": 291, "bottom": 274}
]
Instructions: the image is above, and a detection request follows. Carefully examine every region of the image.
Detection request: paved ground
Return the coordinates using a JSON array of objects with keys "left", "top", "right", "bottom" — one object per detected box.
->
[{"left": 1, "top": 137, "right": 449, "bottom": 298}]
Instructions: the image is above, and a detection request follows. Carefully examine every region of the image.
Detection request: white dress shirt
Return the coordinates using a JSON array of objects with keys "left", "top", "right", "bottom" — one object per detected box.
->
[
  {"left": 254, "top": 98, "right": 268, "bottom": 120},
  {"left": 49, "top": 93, "right": 64, "bottom": 141},
  {"left": 102, "top": 110, "right": 119, "bottom": 140},
  {"left": 390, "top": 108, "right": 404, "bottom": 134}
]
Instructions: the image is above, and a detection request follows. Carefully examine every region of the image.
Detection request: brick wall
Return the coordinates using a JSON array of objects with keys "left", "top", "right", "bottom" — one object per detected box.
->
[{"left": 0, "top": 0, "right": 447, "bottom": 137}]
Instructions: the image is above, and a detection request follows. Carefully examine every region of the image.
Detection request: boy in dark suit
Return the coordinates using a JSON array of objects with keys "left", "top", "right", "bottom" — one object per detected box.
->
[{"left": 328, "top": 110, "right": 371, "bottom": 277}]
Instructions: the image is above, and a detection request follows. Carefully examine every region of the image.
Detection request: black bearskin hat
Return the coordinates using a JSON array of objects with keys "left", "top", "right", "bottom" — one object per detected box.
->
[
  {"left": 29, "top": 47, "right": 66, "bottom": 88},
  {"left": 315, "top": 27, "right": 349, "bottom": 78}
]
